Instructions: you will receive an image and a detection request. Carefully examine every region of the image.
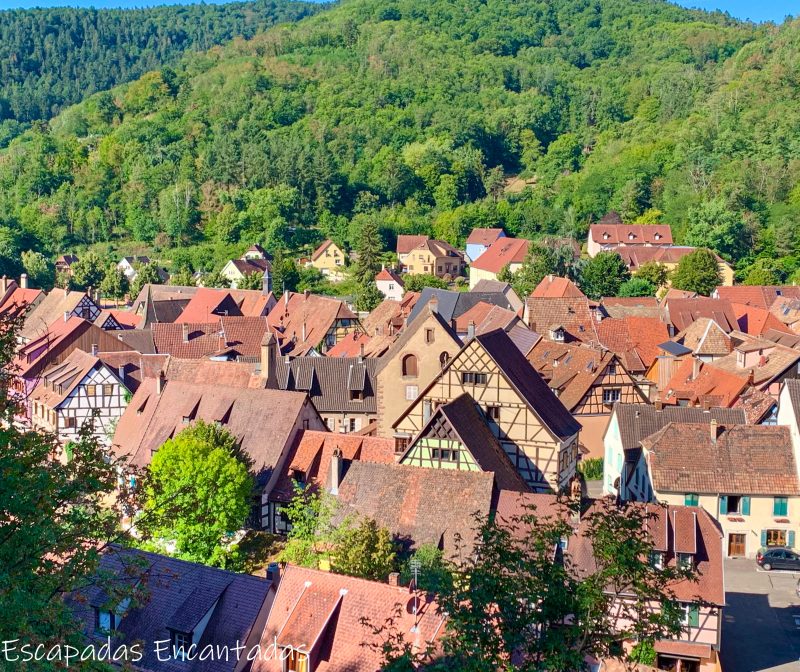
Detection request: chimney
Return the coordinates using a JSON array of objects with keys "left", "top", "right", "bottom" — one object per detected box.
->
[
  {"left": 388, "top": 572, "right": 400, "bottom": 587},
  {"left": 262, "top": 266, "right": 273, "bottom": 296},
  {"left": 423, "top": 399, "right": 432, "bottom": 424},
  {"left": 710, "top": 419, "right": 718, "bottom": 444},
  {"left": 692, "top": 358, "right": 701, "bottom": 381},
  {"left": 266, "top": 562, "right": 281, "bottom": 583},
  {"left": 91, "top": 343, "right": 98, "bottom": 356},
  {"left": 156, "top": 371, "right": 166, "bottom": 395},
  {"left": 284, "top": 290, "right": 289, "bottom": 308},
  {"left": 655, "top": 399, "right": 663, "bottom": 411},
  {"left": 301, "top": 321, "right": 307, "bottom": 343},
  {"left": 182, "top": 323, "right": 189, "bottom": 343},
  {"left": 260, "top": 333, "right": 276, "bottom": 383},
  {"left": 19, "top": 273, "right": 27, "bottom": 290},
  {"left": 330, "top": 447, "right": 342, "bottom": 495},
  {"left": 63, "top": 311, "right": 70, "bottom": 322},
  {"left": 467, "top": 320, "right": 476, "bottom": 341},
  {"left": 359, "top": 342, "right": 365, "bottom": 362},
  {"left": 428, "top": 296, "right": 439, "bottom": 314},
  {"left": 0, "top": 275, "right": 6, "bottom": 294},
  {"left": 118, "top": 365, "right": 126, "bottom": 382},
  {"left": 304, "top": 288, "right": 311, "bottom": 299}
]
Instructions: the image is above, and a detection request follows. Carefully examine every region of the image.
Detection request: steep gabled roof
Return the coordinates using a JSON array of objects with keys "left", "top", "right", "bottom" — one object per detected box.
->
[
  {"left": 466, "top": 227, "right": 504, "bottom": 246},
  {"left": 152, "top": 316, "right": 270, "bottom": 360},
  {"left": 407, "top": 287, "right": 513, "bottom": 325},
  {"left": 30, "top": 349, "right": 110, "bottom": 408},
  {"left": 589, "top": 224, "right": 673, "bottom": 246},
  {"left": 525, "top": 297, "right": 600, "bottom": 345},
  {"left": 715, "top": 285, "right": 800, "bottom": 309},
  {"left": 311, "top": 239, "right": 342, "bottom": 261},
  {"left": 531, "top": 275, "right": 586, "bottom": 299},
  {"left": 470, "top": 237, "right": 529, "bottom": 273},
  {"left": 267, "top": 291, "right": 358, "bottom": 353},
  {"left": 666, "top": 297, "right": 738, "bottom": 332},
  {"left": 732, "top": 302, "right": 794, "bottom": 337},
  {"left": 403, "top": 393, "right": 531, "bottom": 493},
  {"left": 174, "top": 288, "right": 244, "bottom": 323},
  {"left": 396, "top": 234, "right": 429, "bottom": 255},
  {"left": 20, "top": 289, "right": 97, "bottom": 342}
]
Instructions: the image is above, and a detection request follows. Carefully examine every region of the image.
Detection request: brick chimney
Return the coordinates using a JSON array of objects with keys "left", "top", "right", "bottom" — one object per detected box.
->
[
  {"left": 710, "top": 419, "right": 718, "bottom": 444},
  {"left": 182, "top": 323, "right": 189, "bottom": 343},
  {"left": 19, "top": 273, "right": 28, "bottom": 289},
  {"left": 260, "top": 332, "right": 277, "bottom": 383},
  {"left": 330, "top": 447, "right": 342, "bottom": 496},
  {"left": 156, "top": 371, "right": 166, "bottom": 395},
  {"left": 388, "top": 572, "right": 400, "bottom": 587},
  {"left": 467, "top": 320, "right": 476, "bottom": 341}
]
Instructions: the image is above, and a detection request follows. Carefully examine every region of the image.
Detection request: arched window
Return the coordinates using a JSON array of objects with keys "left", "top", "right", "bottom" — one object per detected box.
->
[
  {"left": 439, "top": 351, "right": 450, "bottom": 368},
  {"left": 401, "top": 354, "right": 418, "bottom": 377}
]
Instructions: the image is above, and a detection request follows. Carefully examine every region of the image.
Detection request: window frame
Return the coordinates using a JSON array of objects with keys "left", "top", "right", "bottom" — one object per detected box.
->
[{"left": 602, "top": 388, "right": 622, "bottom": 404}]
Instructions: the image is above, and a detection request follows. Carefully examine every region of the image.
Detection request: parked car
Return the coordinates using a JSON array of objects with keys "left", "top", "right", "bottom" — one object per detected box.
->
[{"left": 756, "top": 547, "right": 800, "bottom": 571}]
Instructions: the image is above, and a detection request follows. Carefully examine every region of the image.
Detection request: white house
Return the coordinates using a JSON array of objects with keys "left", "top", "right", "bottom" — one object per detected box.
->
[
  {"left": 29, "top": 348, "right": 131, "bottom": 448},
  {"left": 117, "top": 256, "right": 152, "bottom": 282},
  {"left": 375, "top": 267, "right": 405, "bottom": 301}
]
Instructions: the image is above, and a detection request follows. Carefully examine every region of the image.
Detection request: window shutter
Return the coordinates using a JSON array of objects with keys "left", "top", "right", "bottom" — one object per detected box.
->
[
  {"left": 789, "top": 531, "right": 796, "bottom": 548},
  {"left": 742, "top": 496, "right": 751, "bottom": 516},
  {"left": 688, "top": 605, "right": 700, "bottom": 628},
  {"left": 761, "top": 529, "right": 768, "bottom": 547},
  {"left": 719, "top": 496, "right": 728, "bottom": 515}
]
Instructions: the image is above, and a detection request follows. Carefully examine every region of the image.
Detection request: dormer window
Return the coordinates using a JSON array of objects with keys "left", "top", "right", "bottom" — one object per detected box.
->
[
  {"left": 350, "top": 389, "right": 364, "bottom": 401},
  {"left": 95, "top": 608, "right": 118, "bottom": 634},
  {"left": 677, "top": 553, "right": 694, "bottom": 570},
  {"left": 649, "top": 551, "right": 665, "bottom": 570},
  {"left": 550, "top": 328, "right": 565, "bottom": 342},
  {"left": 603, "top": 233, "right": 610, "bottom": 240},
  {"left": 628, "top": 233, "right": 635, "bottom": 240},
  {"left": 171, "top": 631, "right": 192, "bottom": 661},
  {"left": 284, "top": 647, "right": 309, "bottom": 672},
  {"left": 654, "top": 233, "right": 661, "bottom": 240}
]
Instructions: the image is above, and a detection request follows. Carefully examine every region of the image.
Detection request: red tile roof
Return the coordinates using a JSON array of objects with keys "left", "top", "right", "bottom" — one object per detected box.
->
[
  {"left": 151, "top": 316, "right": 270, "bottom": 359},
  {"left": 311, "top": 239, "right": 340, "bottom": 262},
  {"left": 661, "top": 358, "right": 748, "bottom": 407},
  {"left": 253, "top": 565, "right": 444, "bottom": 672},
  {"left": 325, "top": 331, "right": 395, "bottom": 358},
  {"left": 174, "top": 288, "right": 244, "bottom": 323},
  {"left": 732, "top": 302, "right": 794, "bottom": 337},
  {"left": 666, "top": 297, "right": 739, "bottom": 332},
  {"left": 466, "top": 227, "right": 504, "bottom": 246},
  {"left": 596, "top": 316, "right": 669, "bottom": 373},
  {"left": 271, "top": 430, "right": 395, "bottom": 502},
  {"left": 12, "top": 315, "right": 90, "bottom": 377},
  {"left": 470, "top": 237, "right": 529, "bottom": 273},
  {"left": 643, "top": 422, "right": 798, "bottom": 496},
  {"left": 532, "top": 275, "right": 586, "bottom": 299},
  {"left": 375, "top": 267, "right": 404, "bottom": 285},
  {"left": 0, "top": 286, "right": 43, "bottom": 319},
  {"left": 525, "top": 297, "right": 601, "bottom": 344},
  {"left": 104, "top": 309, "right": 140, "bottom": 329},
  {"left": 589, "top": 224, "right": 673, "bottom": 246},
  {"left": 396, "top": 234, "right": 429, "bottom": 255},
  {"left": 616, "top": 245, "right": 719, "bottom": 270},
  {"left": 268, "top": 292, "right": 358, "bottom": 353},
  {"left": 715, "top": 285, "right": 800, "bottom": 309}
]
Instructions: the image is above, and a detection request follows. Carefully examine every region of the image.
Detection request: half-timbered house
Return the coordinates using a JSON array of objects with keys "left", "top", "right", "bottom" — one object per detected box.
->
[
  {"left": 398, "top": 393, "right": 531, "bottom": 492},
  {"left": 19, "top": 289, "right": 100, "bottom": 344},
  {"left": 526, "top": 340, "right": 648, "bottom": 458},
  {"left": 29, "top": 349, "right": 130, "bottom": 447},
  {"left": 392, "top": 328, "right": 581, "bottom": 492}
]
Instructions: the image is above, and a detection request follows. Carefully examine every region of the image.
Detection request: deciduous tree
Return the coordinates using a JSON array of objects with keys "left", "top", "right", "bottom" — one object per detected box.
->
[{"left": 670, "top": 249, "right": 722, "bottom": 296}]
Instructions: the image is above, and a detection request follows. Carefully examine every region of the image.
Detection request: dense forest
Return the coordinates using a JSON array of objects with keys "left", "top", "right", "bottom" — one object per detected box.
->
[
  {"left": 0, "top": 0, "right": 319, "bottom": 130},
  {"left": 1, "top": 0, "right": 798, "bottom": 285}
]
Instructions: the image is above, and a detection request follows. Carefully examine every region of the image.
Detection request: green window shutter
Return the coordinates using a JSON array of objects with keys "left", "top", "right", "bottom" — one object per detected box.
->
[
  {"left": 761, "top": 529, "right": 768, "bottom": 547},
  {"left": 685, "top": 493, "right": 698, "bottom": 507},
  {"left": 688, "top": 605, "right": 700, "bottom": 628},
  {"left": 741, "top": 496, "right": 751, "bottom": 516},
  {"left": 774, "top": 497, "right": 788, "bottom": 517},
  {"left": 719, "top": 496, "right": 728, "bottom": 515},
  {"left": 789, "top": 531, "right": 796, "bottom": 548}
]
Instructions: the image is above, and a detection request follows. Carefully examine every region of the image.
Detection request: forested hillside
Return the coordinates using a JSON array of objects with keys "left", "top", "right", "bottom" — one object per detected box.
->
[
  {"left": 0, "top": 0, "right": 319, "bottom": 128},
  {"left": 1, "top": 0, "right": 798, "bottom": 285}
]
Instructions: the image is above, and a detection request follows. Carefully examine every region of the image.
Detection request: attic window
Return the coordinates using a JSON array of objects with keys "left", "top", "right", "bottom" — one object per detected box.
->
[
  {"left": 285, "top": 648, "right": 308, "bottom": 672},
  {"left": 94, "top": 608, "right": 118, "bottom": 634},
  {"left": 649, "top": 551, "right": 665, "bottom": 570},
  {"left": 550, "top": 328, "right": 565, "bottom": 342},
  {"left": 677, "top": 553, "right": 694, "bottom": 570},
  {"left": 350, "top": 389, "right": 364, "bottom": 401},
  {"left": 461, "top": 371, "right": 487, "bottom": 385},
  {"left": 628, "top": 233, "right": 635, "bottom": 240},
  {"left": 603, "top": 233, "right": 610, "bottom": 240},
  {"left": 654, "top": 233, "right": 661, "bottom": 240},
  {"left": 171, "top": 631, "right": 192, "bottom": 661}
]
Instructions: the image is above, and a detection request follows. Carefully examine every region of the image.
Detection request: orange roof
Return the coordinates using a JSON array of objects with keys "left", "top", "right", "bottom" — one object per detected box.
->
[
  {"left": 531, "top": 275, "right": 586, "bottom": 299},
  {"left": 375, "top": 267, "right": 404, "bottom": 285},
  {"left": 267, "top": 291, "right": 358, "bottom": 353},
  {"left": 311, "top": 239, "right": 341, "bottom": 262},
  {"left": 0, "top": 286, "right": 42, "bottom": 319},
  {"left": 396, "top": 234, "right": 429, "bottom": 255},
  {"left": 325, "top": 331, "right": 395, "bottom": 358},
  {"left": 12, "top": 316, "right": 89, "bottom": 377},
  {"left": 716, "top": 285, "right": 800, "bottom": 309},
  {"left": 661, "top": 358, "right": 748, "bottom": 407},
  {"left": 466, "top": 227, "right": 504, "bottom": 246},
  {"left": 470, "top": 237, "right": 529, "bottom": 273},
  {"left": 596, "top": 316, "right": 669, "bottom": 372},
  {"left": 590, "top": 224, "right": 672, "bottom": 246},
  {"left": 732, "top": 302, "right": 794, "bottom": 337},
  {"left": 104, "top": 309, "right": 140, "bottom": 328}
]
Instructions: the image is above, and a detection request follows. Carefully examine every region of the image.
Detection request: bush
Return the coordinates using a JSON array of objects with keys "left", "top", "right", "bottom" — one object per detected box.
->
[{"left": 578, "top": 457, "right": 603, "bottom": 481}]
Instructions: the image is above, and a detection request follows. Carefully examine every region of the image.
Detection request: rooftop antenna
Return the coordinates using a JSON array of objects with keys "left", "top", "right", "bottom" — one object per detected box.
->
[{"left": 410, "top": 557, "right": 421, "bottom": 632}]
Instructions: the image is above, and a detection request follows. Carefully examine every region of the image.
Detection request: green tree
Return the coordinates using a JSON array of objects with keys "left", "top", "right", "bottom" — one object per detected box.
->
[
  {"left": 635, "top": 261, "right": 669, "bottom": 288},
  {"left": 670, "top": 249, "right": 722, "bottom": 296},
  {"left": 202, "top": 270, "right": 231, "bottom": 289},
  {"left": 352, "top": 217, "right": 382, "bottom": 286},
  {"left": 742, "top": 259, "right": 783, "bottom": 285},
  {"left": 428, "top": 498, "right": 695, "bottom": 671},
  {"left": 140, "top": 421, "right": 253, "bottom": 567},
  {"left": 237, "top": 271, "right": 264, "bottom": 290},
  {"left": 279, "top": 483, "right": 337, "bottom": 569},
  {"left": 0, "top": 310, "right": 140, "bottom": 665},
  {"left": 170, "top": 268, "right": 196, "bottom": 287},
  {"left": 99, "top": 265, "right": 129, "bottom": 303},
  {"left": 356, "top": 280, "right": 385, "bottom": 312},
  {"left": 400, "top": 544, "right": 454, "bottom": 594},
  {"left": 70, "top": 251, "right": 106, "bottom": 290},
  {"left": 332, "top": 517, "right": 397, "bottom": 581},
  {"left": 618, "top": 277, "right": 656, "bottom": 297},
  {"left": 130, "top": 262, "right": 164, "bottom": 298},
  {"left": 579, "top": 252, "right": 631, "bottom": 299},
  {"left": 685, "top": 199, "right": 749, "bottom": 261},
  {"left": 272, "top": 252, "right": 301, "bottom": 294},
  {"left": 21, "top": 250, "right": 52, "bottom": 289},
  {"left": 506, "top": 244, "right": 558, "bottom": 298},
  {"left": 403, "top": 273, "right": 448, "bottom": 292}
]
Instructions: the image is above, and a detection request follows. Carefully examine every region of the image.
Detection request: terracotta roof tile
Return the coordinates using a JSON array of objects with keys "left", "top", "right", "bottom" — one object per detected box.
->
[
  {"left": 374, "top": 267, "right": 404, "bottom": 284},
  {"left": 589, "top": 224, "right": 673, "bottom": 246},
  {"left": 0, "top": 286, "right": 43, "bottom": 320},
  {"left": 30, "top": 349, "right": 104, "bottom": 408},
  {"left": 466, "top": 227, "right": 504, "bottom": 246},
  {"left": 268, "top": 292, "right": 358, "bottom": 354},
  {"left": 676, "top": 318, "right": 732, "bottom": 357},
  {"left": 525, "top": 297, "right": 601, "bottom": 344},
  {"left": 596, "top": 316, "right": 669, "bottom": 371},
  {"left": 311, "top": 239, "right": 340, "bottom": 261},
  {"left": 470, "top": 237, "right": 529, "bottom": 273},
  {"left": 152, "top": 316, "right": 270, "bottom": 360},
  {"left": 254, "top": 565, "right": 444, "bottom": 672},
  {"left": 396, "top": 234, "right": 429, "bottom": 255},
  {"left": 531, "top": 275, "right": 586, "bottom": 299},
  {"left": 661, "top": 358, "right": 748, "bottom": 407},
  {"left": 715, "top": 285, "right": 800, "bottom": 309},
  {"left": 666, "top": 298, "right": 738, "bottom": 332},
  {"left": 643, "top": 423, "right": 799, "bottom": 496},
  {"left": 600, "top": 296, "right": 660, "bottom": 319},
  {"left": 325, "top": 331, "right": 395, "bottom": 358},
  {"left": 732, "top": 302, "right": 794, "bottom": 337},
  {"left": 20, "top": 290, "right": 97, "bottom": 342}
]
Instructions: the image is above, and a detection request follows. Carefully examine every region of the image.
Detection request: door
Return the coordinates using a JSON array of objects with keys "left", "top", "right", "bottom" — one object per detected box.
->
[{"left": 728, "top": 533, "right": 746, "bottom": 557}]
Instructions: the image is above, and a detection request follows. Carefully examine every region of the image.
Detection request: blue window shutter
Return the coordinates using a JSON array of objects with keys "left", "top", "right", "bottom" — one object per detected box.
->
[
  {"left": 719, "top": 496, "right": 728, "bottom": 515},
  {"left": 789, "top": 531, "right": 796, "bottom": 548},
  {"left": 742, "top": 496, "right": 751, "bottom": 516},
  {"left": 761, "top": 529, "right": 768, "bottom": 547},
  {"left": 688, "top": 605, "right": 700, "bottom": 628}
]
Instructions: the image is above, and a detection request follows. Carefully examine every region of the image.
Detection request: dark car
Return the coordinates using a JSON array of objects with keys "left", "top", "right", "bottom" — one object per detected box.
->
[{"left": 756, "top": 547, "right": 800, "bottom": 571}]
